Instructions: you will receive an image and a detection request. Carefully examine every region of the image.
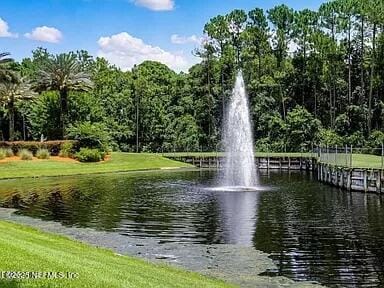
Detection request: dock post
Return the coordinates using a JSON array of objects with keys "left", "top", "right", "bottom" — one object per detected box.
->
[{"left": 363, "top": 170, "right": 368, "bottom": 193}]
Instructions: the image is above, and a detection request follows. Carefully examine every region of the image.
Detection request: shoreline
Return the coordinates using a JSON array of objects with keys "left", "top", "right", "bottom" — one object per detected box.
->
[{"left": 0, "top": 208, "right": 323, "bottom": 288}]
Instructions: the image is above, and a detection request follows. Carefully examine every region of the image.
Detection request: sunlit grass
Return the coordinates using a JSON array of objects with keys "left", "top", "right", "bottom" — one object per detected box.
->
[
  {"left": 0, "top": 220, "right": 232, "bottom": 288},
  {"left": 0, "top": 153, "right": 192, "bottom": 180}
]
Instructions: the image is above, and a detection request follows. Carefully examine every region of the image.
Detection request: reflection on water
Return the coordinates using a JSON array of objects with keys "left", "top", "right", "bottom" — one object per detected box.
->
[
  {"left": 1, "top": 170, "right": 384, "bottom": 287},
  {"left": 215, "top": 192, "right": 258, "bottom": 245}
]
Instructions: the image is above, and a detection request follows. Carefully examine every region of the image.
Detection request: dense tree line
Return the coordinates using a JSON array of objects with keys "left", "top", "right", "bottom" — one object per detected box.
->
[{"left": 1, "top": 0, "right": 384, "bottom": 152}]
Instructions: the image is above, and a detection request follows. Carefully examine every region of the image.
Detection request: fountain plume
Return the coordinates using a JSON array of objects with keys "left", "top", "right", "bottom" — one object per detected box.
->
[{"left": 221, "top": 71, "right": 257, "bottom": 187}]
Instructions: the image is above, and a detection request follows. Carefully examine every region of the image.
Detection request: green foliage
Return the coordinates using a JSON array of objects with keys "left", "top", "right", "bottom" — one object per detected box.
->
[
  {"left": 285, "top": 106, "right": 321, "bottom": 151},
  {"left": 366, "top": 130, "right": 384, "bottom": 152},
  {"left": 27, "top": 91, "right": 61, "bottom": 140},
  {"left": 0, "top": 149, "right": 6, "bottom": 160},
  {"left": 317, "top": 129, "right": 344, "bottom": 146},
  {"left": 36, "top": 148, "right": 50, "bottom": 159},
  {"left": 255, "top": 137, "right": 286, "bottom": 152},
  {"left": 0, "top": 140, "right": 75, "bottom": 156},
  {"left": 18, "top": 149, "right": 33, "bottom": 160},
  {"left": 165, "top": 115, "right": 200, "bottom": 152},
  {"left": 5, "top": 148, "right": 13, "bottom": 157},
  {"left": 75, "top": 148, "right": 105, "bottom": 162},
  {"left": 344, "top": 131, "right": 366, "bottom": 147},
  {"left": 32, "top": 52, "right": 94, "bottom": 138},
  {"left": 59, "top": 141, "right": 74, "bottom": 158},
  {"left": 3, "top": 0, "right": 384, "bottom": 152},
  {"left": 67, "top": 122, "right": 110, "bottom": 152},
  {"left": 0, "top": 148, "right": 14, "bottom": 157}
]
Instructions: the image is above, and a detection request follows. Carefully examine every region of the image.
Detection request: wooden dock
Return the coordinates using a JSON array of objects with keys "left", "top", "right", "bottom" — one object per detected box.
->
[
  {"left": 165, "top": 155, "right": 314, "bottom": 170},
  {"left": 316, "top": 163, "right": 384, "bottom": 193},
  {"left": 166, "top": 155, "right": 384, "bottom": 193}
]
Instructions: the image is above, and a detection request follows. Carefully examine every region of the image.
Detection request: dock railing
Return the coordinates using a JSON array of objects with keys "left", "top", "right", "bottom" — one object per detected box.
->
[{"left": 316, "top": 145, "right": 384, "bottom": 170}]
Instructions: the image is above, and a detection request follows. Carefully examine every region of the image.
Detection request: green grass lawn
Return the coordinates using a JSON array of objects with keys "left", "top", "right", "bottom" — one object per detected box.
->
[
  {"left": 0, "top": 220, "right": 231, "bottom": 288},
  {"left": 1, "top": 151, "right": 383, "bottom": 181},
  {"left": 351, "top": 154, "right": 383, "bottom": 168},
  {"left": 0, "top": 153, "right": 192, "bottom": 180},
  {"left": 319, "top": 153, "right": 384, "bottom": 169}
]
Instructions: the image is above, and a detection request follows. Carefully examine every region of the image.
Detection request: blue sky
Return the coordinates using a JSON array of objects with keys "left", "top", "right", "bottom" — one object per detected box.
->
[{"left": 0, "top": 0, "right": 327, "bottom": 71}]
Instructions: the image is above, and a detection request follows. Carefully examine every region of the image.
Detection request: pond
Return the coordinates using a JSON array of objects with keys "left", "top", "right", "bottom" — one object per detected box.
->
[{"left": 1, "top": 170, "right": 384, "bottom": 287}]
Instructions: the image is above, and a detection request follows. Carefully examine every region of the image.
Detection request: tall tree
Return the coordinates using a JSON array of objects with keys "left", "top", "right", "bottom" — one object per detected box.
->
[
  {"left": 336, "top": 0, "right": 356, "bottom": 105},
  {"left": 0, "top": 76, "right": 36, "bottom": 140},
  {"left": 268, "top": 5, "right": 295, "bottom": 68},
  {"left": 227, "top": 9, "right": 247, "bottom": 65},
  {"left": 204, "top": 15, "right": 230, "bottom": 118},
  {"left": 366, "top": 0, "right": 384, "bottom": 134},
  {"left": 293, "top": 9, "right": 318, "bottom": 105},
  {"left": 0, "top": 52, "right": 14, "bottom": 83},
  {"left": 356, "top": 0, "right": 367, "bottom": 93},
  {"left": 319, "top": 1, "right": 339, "bottom": 127},
  {"left": 32, "top": 53, "right": 93, "bottom": 138},
  {"left": 245, "top": 8, "right": 270, "bottom": 82}
]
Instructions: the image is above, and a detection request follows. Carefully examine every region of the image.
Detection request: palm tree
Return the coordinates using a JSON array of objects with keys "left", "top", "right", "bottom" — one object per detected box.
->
[
  {"left": 0, "top": 52, "right": 14, "bottom": 83},
  {"left": 33, "top": 53, "right": 93, "bottom": 138},
  {"left": 0, "top": 75, "right": 36, "bottom": 141},
  {"left": 0, "top": 52, "right": 15, "bottom": 141}
]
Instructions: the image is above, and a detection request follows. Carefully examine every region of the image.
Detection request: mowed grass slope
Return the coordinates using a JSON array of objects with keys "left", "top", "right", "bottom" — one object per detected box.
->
[
  {"left": 0, "top": 153, "right": 192, "bottom": 180},
  {"left": 0, "top": 221, "right": 232, "bottom": 288}
]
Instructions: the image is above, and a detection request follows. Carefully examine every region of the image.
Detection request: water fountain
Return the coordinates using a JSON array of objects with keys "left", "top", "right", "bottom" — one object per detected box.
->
[{"left": 220, "top": 71, "right": 257, "bottom": 189}]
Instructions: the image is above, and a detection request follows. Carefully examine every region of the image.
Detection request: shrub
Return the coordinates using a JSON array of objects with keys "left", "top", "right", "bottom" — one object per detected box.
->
[
  {"left": 5, "top": 148, "right": 14, "bottom": 157},
  {"left": 36, "top": 149, "right": 50, "bottom": 159},
  {"left": 0, "top": 141, "right": 78, "bottom": 156},
  {"left": 67, "top": 122, "right": 110, "bottom": 152},
  {"left": 19, "top": 149, "right": 33, "bottom": 160},
  {"left": 366, "top": 130, "right": 384, "bottom": 155},
  {"left": 285, "top": 106, "right": 322, "bottom": 152},
  {"left": 75, "top": 148, "right": 105, "bottom": 163},
  {"left": 0, "top": 149, "right": 6, "bottom": 160},
  {"left": 344, "top": 131, "right": 365, "bottom": 148},
  {"left": 59, "top": 142, "right": 74, "bottom": 158},
  {"left": 317, "top": 129, "right": 343, "bottom": 147},
  {"left": 255, "top": 137, "right": 286, "bottom": 153}
]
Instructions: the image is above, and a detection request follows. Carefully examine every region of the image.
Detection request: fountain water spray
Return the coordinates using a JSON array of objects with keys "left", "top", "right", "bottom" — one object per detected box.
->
[{"left": 221, "top": 71, "right": 257, "bottom": 188}]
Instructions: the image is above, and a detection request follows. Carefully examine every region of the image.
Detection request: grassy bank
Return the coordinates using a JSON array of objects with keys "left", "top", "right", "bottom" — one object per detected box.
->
[
  {"left": 0, "top": 220, "right": 231, "bottom": 288},
  {"left": 0, "top": 153, "right": 192, "bottom": 180},
  {"left": 1, "top": 151, "right": 383, "bottom": 181},
  {"left": 347, "top": 154, "right": 383, "bottom": 169}
]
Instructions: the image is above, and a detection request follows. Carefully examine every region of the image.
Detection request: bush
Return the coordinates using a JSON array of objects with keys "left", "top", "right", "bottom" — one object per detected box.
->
[
  {"left": 75, "top": 148, "right": 105, "bottom": 162},
  {"left": 366, "top": 130, "right": 384, "bottom": 155},
  {"left": 285, "top": 106, "right": 322, "bottom": 152},
  {"left": 5, "top": 148, "right": 13, "bottom": 157},
  {"left": 67, "top": 122, "right": 110, "bottom": 152},
  {"left": 0, "top": 149, "right": 6, "bottom": 160},
  {"left": 255, "top": 137, "right": 286, "bottom": 152},
  {"left": 317, "top": 129, "right": 343, "bottom": 147},
  {"left": 0, "top": 141, "right": 78, "bottom": 156},
  {"left": 344, "top": 131, "right": 365, "bottom": 148},
  {"left": 59, "top": 142, "right": 74, "bottom": 158},
  {"left": 36, "top": 149, "right": 50, "bottom": 159},
  {"left": 19, "top": 149, "right": 33, "bottom": 160}
]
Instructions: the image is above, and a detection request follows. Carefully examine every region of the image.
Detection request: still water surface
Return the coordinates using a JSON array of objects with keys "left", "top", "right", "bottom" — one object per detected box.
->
[{"left": 1, "top": 170, "right": 384, "bottom": 287}]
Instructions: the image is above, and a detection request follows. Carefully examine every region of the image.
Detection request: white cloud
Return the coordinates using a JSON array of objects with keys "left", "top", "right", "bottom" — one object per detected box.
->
[
  {"left": 171, "top": 34, "right": 202, "bottom": 45},
  {"left": 25, "top": 26, "right": 62, "bottom": 43},
  {"left": 0, "top": 18, "right": 17, "bottom": 38},
  {"left": 133, "top": 0, "right": 174, "bottom": 11},
  {"left": 97, "top": 32, "right": 198, "bottom": 72}
]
